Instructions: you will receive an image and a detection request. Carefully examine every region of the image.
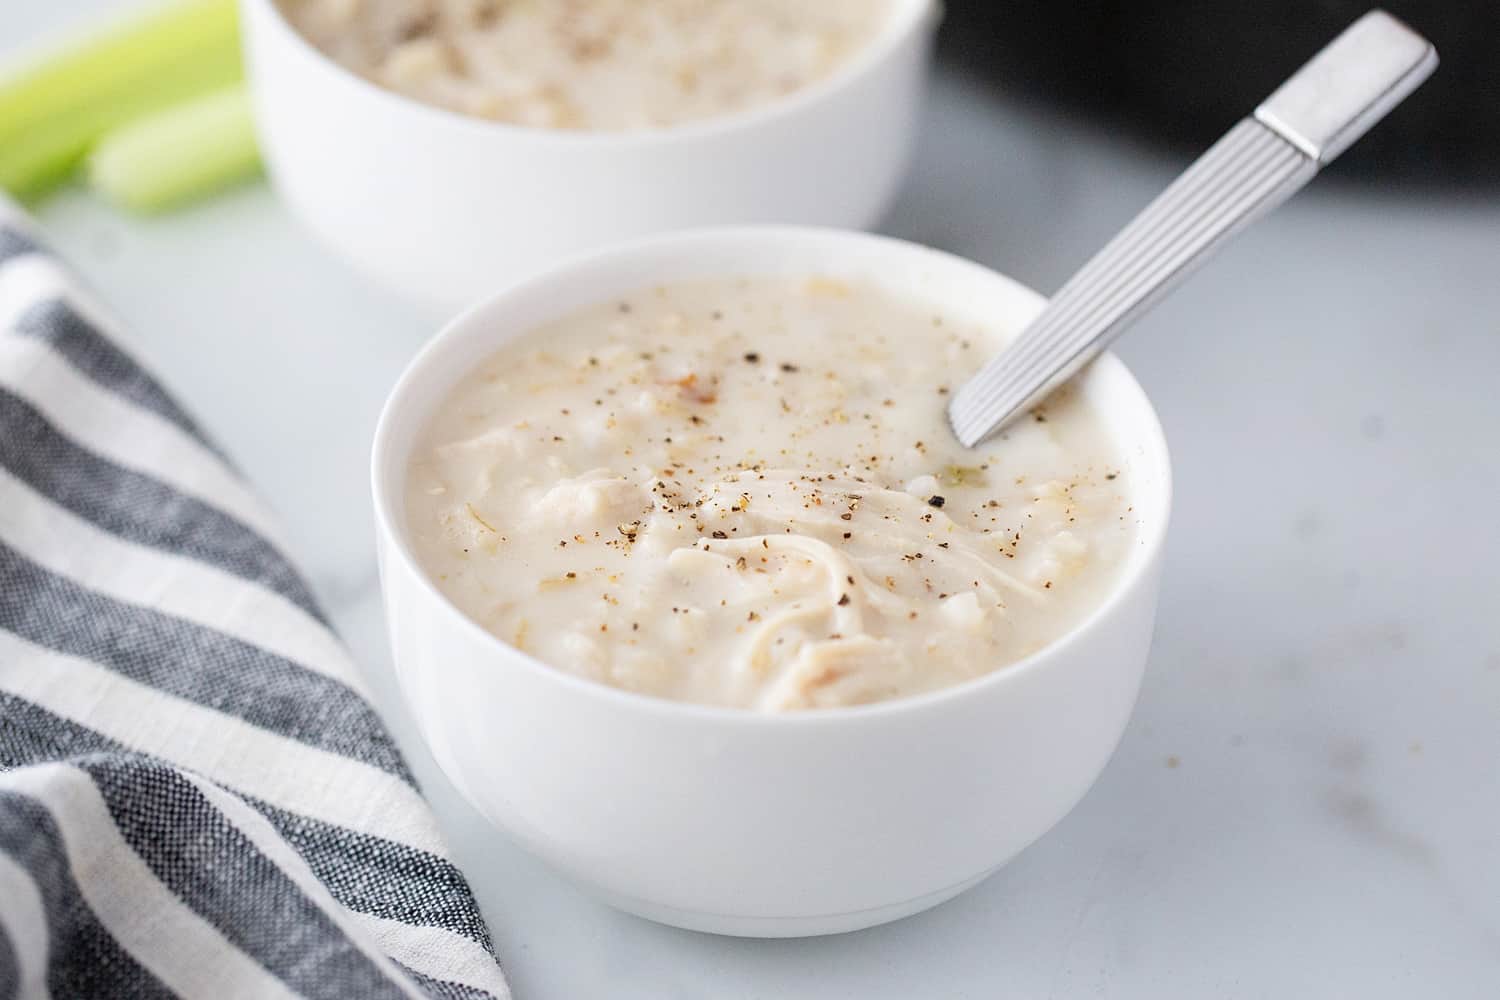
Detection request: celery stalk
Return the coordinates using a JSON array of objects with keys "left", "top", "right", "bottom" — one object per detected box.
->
[
  {"left": 0, "top": 118, "right": 97, "bottom": 200},
  {"left": 0, "top": 0, "right": 242, "bottom": 197},
  {"left": 2, "top": 49, "right": 246, "bottom": 199},
  {"left": 89, "top": 87, "right": 261, "bottom": 213}
]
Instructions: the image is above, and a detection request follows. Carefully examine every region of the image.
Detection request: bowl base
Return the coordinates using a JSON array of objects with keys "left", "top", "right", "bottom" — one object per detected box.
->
[{"left": 590, "top": 866, "right": 999, "bottom": 938}]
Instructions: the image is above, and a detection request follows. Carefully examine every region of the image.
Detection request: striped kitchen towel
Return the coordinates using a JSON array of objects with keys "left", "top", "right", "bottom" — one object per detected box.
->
[{"left": 0, "top": 198, "right": 509, "bottom": 999}]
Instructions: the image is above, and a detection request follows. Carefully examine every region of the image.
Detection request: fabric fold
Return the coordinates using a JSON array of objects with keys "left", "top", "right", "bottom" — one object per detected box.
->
[{"left": 0, "top": 197, "right": 508, "bottom": 1000}]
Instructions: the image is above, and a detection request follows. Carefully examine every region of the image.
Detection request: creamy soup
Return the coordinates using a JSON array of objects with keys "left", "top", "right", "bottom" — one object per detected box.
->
[
  {"left": 279, "top": 0, "right": 893, "bottom": 130},
  {"left": 405, "top": 277, "right": 1140, "bottom": 711}
]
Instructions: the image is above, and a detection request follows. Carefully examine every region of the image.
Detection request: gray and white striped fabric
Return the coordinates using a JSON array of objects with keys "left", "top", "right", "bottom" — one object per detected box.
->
[{"left": 0, "top": 196, "right": 509, "bottom": 1000}]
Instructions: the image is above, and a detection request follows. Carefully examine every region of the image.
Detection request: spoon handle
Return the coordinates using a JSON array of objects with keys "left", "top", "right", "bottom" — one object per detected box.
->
[{"left": 948, "top": 9, "right": 1437, "bottom": 447}]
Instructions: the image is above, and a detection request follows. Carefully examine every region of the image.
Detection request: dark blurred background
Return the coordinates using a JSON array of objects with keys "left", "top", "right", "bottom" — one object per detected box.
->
[{"left": 938, "top": 1, "right": 1500, "bottom": 185}]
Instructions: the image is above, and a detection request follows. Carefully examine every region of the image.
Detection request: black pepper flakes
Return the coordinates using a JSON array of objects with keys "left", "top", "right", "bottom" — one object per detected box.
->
[{"left": 927, "top": 495, "right": 946, "bottom": 508}]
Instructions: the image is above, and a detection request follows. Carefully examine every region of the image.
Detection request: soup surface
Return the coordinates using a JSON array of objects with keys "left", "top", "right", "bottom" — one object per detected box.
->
[
  {"left": 280, "top": 0, "right": 894, "bottom": 130},
  {"left": 406, "top": 276, "right": 1139, "bottom": 710}
]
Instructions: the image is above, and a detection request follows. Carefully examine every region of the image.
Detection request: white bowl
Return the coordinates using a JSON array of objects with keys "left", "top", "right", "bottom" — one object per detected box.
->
[
  {"left": 371, "top": 227, "right": 1172, "bottom": 936},
  {"left": 240, "top": 0, "right": 941, "bottom": 310}
]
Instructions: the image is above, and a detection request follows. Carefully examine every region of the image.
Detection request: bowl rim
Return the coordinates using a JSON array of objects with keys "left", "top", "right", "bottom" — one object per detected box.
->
[
  {"left": 242, "top": 0, "right": 942, "bottom": 147},
  {"left": 371, "top": 225, "right": 1173, "bottom": 728}
]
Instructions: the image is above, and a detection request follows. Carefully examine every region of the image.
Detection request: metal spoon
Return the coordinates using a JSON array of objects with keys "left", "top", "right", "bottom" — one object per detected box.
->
[{"left": 947, "top": 9, "right": 1437, "bottom": 447}]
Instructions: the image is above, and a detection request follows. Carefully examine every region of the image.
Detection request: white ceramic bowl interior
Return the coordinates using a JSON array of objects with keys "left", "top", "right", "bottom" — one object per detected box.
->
[
  {"left": 372, "top": 227, "right": 1173, "bottom": 937},
  {"left": 240, "top": 0, "right": 941, "bottom": 310}
]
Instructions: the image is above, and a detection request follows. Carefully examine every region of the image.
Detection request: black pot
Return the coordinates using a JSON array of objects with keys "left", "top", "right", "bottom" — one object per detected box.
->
[{"left": 938, "top": 1, "right": 1500, "bottom": 185}]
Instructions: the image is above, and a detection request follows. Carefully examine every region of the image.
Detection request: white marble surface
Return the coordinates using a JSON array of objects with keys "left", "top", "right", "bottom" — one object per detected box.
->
[{"left": 9, "top": 4, "right": 1500, "bottom": 996}]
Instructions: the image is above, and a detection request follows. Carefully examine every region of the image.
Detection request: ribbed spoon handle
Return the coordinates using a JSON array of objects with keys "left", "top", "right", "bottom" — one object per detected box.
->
[{"left": 948, "top": 9, "right": 1437, "bottom": 447}]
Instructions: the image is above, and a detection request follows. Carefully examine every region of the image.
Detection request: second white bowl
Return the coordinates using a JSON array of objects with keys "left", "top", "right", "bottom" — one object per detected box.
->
[{"left": 240, "top": 0, "right": 940, "bottom": 309}]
